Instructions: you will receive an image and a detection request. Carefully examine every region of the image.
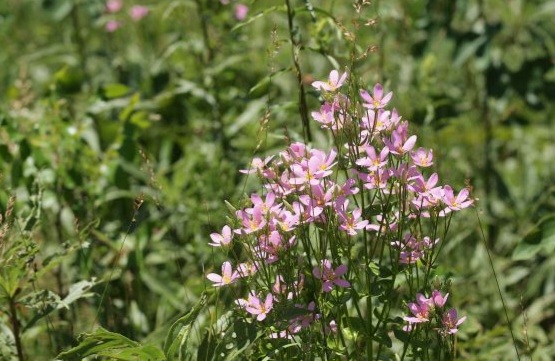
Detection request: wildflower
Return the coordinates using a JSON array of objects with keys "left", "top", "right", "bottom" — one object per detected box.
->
[
  {"left": 238, "top": 292, "right": 274, "bottom": 321},
  {"left": 337, "top": 204, "right": 368, "bottom": 236},
  {"left": 313, "top": 259, "right": 350, "bottom": 292},
  {"left": 312, "top": 70, "right": 348, "bottom": 92},
  {"left": 209, "top": 225, "right": 233, "bottom": 247},
  {"left": 105, "top": 20, "right": 120, "bottom": 32},
  {"left": 442, "top": 185, "right": 473, "bottom": 212},
  {"left": 236, "top": 262, "right": 258, "bottom": 277},
  {"left": 239, "top": 156, "right": 274, "bottom": 175},
  {"left": 398, "top": 234, "right": 439, "bottom": 264},
  {"left": 288, "top": 302, "right": 319, "bottom": 333},
  {"left": 361, "top": 109, "right": 392, "bottom": 134},
  {"left": 257, "top": 231, "right": 296, "bottom": 263},
  {"left": 234, "top": 4, "right": 249, "bottom": 20},
  {"left": 383, "top": 124, "right": 417, "bottom": 155},
  {"left": 206, "top": 261, "right": 239, "bottom": 287},
  {"left": 247, "top": 192, "right": 281, "bottom": 216},
  {"left": 311, "top": 103, "right": 335, "bottom": 129},
  {"left": 432, "top": 289, "right": 449, "bottom": 308},
  {"left": 237, "top": 206, "right": 267, "bottom": 234},
  {"left": 106, "top": 0, "right": 123, "bottom": 13},
  {"left": 356, "top": 145, "right": 389, "bottom": 171},
  {"left": 441, "top": 308, "right": 466, "bottom": 334},
  {"left": 411, "top": 147, "right": 434, "bottom": 167},
  {"left": 360, "top": 83, "right": 393, "bottom": 109},
  {"left": 403, "top": 293, "right": 432, "bottom": 327},
  {"left": 130, "top": 5, "right": 149, "bottom": 21}
]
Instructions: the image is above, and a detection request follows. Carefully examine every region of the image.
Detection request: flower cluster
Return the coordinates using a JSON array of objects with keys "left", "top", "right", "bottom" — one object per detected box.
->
[
  {"left": 207, "top": 69, "right": 473, "bottom": 344},
  {"left": 403, "top": 290, "right": 467, "bottom": 335}
]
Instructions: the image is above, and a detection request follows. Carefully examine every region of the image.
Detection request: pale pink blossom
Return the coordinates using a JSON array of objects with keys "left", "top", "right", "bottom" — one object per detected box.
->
[
  {"left": 130, "top": 5, "right": 149, "bottom": 21},
  {"left": 312, "top": 70, "right": 348, "bottom": 92},
  {"left": 313, "top": 259, "right": 350, "bottom": 292},
  {"left": 234, "top": 4, "right": 249, "bottom": 20},
  {"left": 239, "top": 292, "right": 273, "bottom": 321},
  {"left": 411, "top": 147, "right": 434, "bottom": 167},
  {"left": 206, "top": 261, "right": 239, "bottom": 287},
  {"left": 356, "top": 145, "right": 389, "bottom": 171},
  {"left": 106, "top": 0, "right": 123, "bottom": 13},
  {"left": 105, "top": 20, "right": 120, "bottom": 32},
  {"left": 209, "top": 225, "right": 233, "bottom": 247},
  {"left": 360, "top": 83, "right": 393, "bottom": 109},
  {"left": 442, "top": 185, "right": 473, "bottom": 212},
  {"left": 441, "top": 308, "right": 466, "bottom": 334}
]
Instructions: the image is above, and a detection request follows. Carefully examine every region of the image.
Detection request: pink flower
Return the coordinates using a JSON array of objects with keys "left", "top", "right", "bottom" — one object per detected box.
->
[
  {"left": 209, "top": 225, "right": 233, "bottom": 247},
  {"left": 288, "top": 302, "right": 319, "bottom": 333},
  {"left": 403, "top": 293, "right": 432, "bottom": 326},
  {"left": 336, "top": 203, "right": 368, "bottom": 236},
  {"left": 358, "top": 168, "right": 390, "bottom": 190},
  {"left": 247, "top": 192, "right": 281, "bottom": 216},
  {"left": 206, "top": 261, "right": 239, "bottom": 287},
  {"left": 236, "top": 262, "right": 258, "bottom": 277},
  {"left": 237, "top": 206, "right": 267, "bottom": 234},
  {"left": 312, "top": 70, "right": 348, "bottom": 92},
  {"left": 360, "top": 83, "right": 393, "bottom": 109},
  {"left": 441, "top": 308, "right": 466, "bottom": 334},
  {"left": 257, "top": 231, "right": 296, "bottom": 263},
  {"left": 442, "top": 185, "right": 473, "bottom": 212},
  {"left": 392, "top": 234, "right": 438, "bottom": 264},
  {"left": 383, "top": 123, "right": 417, "bottom": 155},
  {"left": 311, "top": 103, "right": 335, "bottom": 129},
  {"left": 411, "top": 147, "right": 434, "bottom": 167},
  {"left": 313, "top": 259, "right": 350, "bottom": 292},
  {"left": 106, "top": 0, "right": 123, "bottom": 13},
  {"left": 432, "top": 289, "right": 449, "bottom": 308},
  {"left": 238, "top": 292, "right": 273, "bottom": 321},
  {"left": 234, "top": 4, "right": 249, "bottom": 20},
  {"left": 130, "top": 5, "right": 149, "bottom": 21},
  {"left": 356, "top": 145, "right": 389, "bottom": 171},
  {"left": 361, "top": 109, "right": 391, "bottom": 134},
  {"left": 239, "top": 156, "right": 274, "bottom": 175},
  {"left": 105, "top": 20, "right": 120, "bottom": 32}
]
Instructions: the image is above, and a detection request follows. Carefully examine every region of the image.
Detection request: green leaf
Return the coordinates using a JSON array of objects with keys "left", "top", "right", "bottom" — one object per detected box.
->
[
  {"left": 513, "top": 216, "right": 555, "bottom": 260},
  {"left": 57, "top": 327, "right": 165, "bottom": 361},
  {"left": 225, "top": 99, "right": 265, "bottom": 138},
  {"left": 102, "top": 83, "right": 131, "bottom": 99},
  {"left": 23, "top": 279, "right": 97, "bottom": 331},
  {"left": 164, "top": 293, "right": 207, "bottom": 361}
]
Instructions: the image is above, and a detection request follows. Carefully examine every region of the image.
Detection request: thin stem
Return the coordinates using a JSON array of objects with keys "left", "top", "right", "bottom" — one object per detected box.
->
[
  {"left": 70, "top": 0, "right": 89, "bottom": 88},
  {"left": 285, "top": 0, "right": 312, "bottom": 142},
  {"left": 474, "top": 208, "right": 521, "bottom": 361},
  {"left": 8, "top": 295, "right": 25, "bottom": 361}
]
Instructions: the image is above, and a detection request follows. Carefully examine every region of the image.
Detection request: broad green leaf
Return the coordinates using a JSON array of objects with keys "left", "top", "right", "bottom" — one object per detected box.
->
[
  {"left": 225, "top": 99, "right": 265, "bottom": 138},
  {"left": 513, "top": 216, "right": 555, "bottom": 260},
  {"left": 102, "top": 84, "right": 131, "bottom": 99},
  {"left": 23, "top": 279, "right": 97, "bottom": 331},
  {"left": 57, "top": 327, "right": 165, "bottom": 361},
  {"left": 164, "top": 293, "right": 207, "bottom": 361}
]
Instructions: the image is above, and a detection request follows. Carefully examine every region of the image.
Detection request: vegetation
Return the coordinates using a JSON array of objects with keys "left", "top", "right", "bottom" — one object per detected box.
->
[{"left": 1, "top": 0, "right": 554, "bottom": 360}]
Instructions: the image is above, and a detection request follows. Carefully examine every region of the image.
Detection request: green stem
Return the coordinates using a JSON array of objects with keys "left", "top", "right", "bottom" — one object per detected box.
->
[
  {"left": 285, "top": 0, "right": 312, "bottom": 142},
  {"left": 70, "top": 0, "right": 89, "bottom": 88},
  {"left": 8, "top": 295, "right": 25, "bottom": 361}
]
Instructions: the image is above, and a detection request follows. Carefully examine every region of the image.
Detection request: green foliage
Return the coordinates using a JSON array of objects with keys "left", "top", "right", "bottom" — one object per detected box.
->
[{"left": 57, "top": 327, "right": 165, "bottom": 361}]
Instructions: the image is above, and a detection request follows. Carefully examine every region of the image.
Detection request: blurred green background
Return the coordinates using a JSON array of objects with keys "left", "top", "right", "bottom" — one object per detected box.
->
[{"left": 1, "top": 0, "right": 554, "bottom": 360}]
